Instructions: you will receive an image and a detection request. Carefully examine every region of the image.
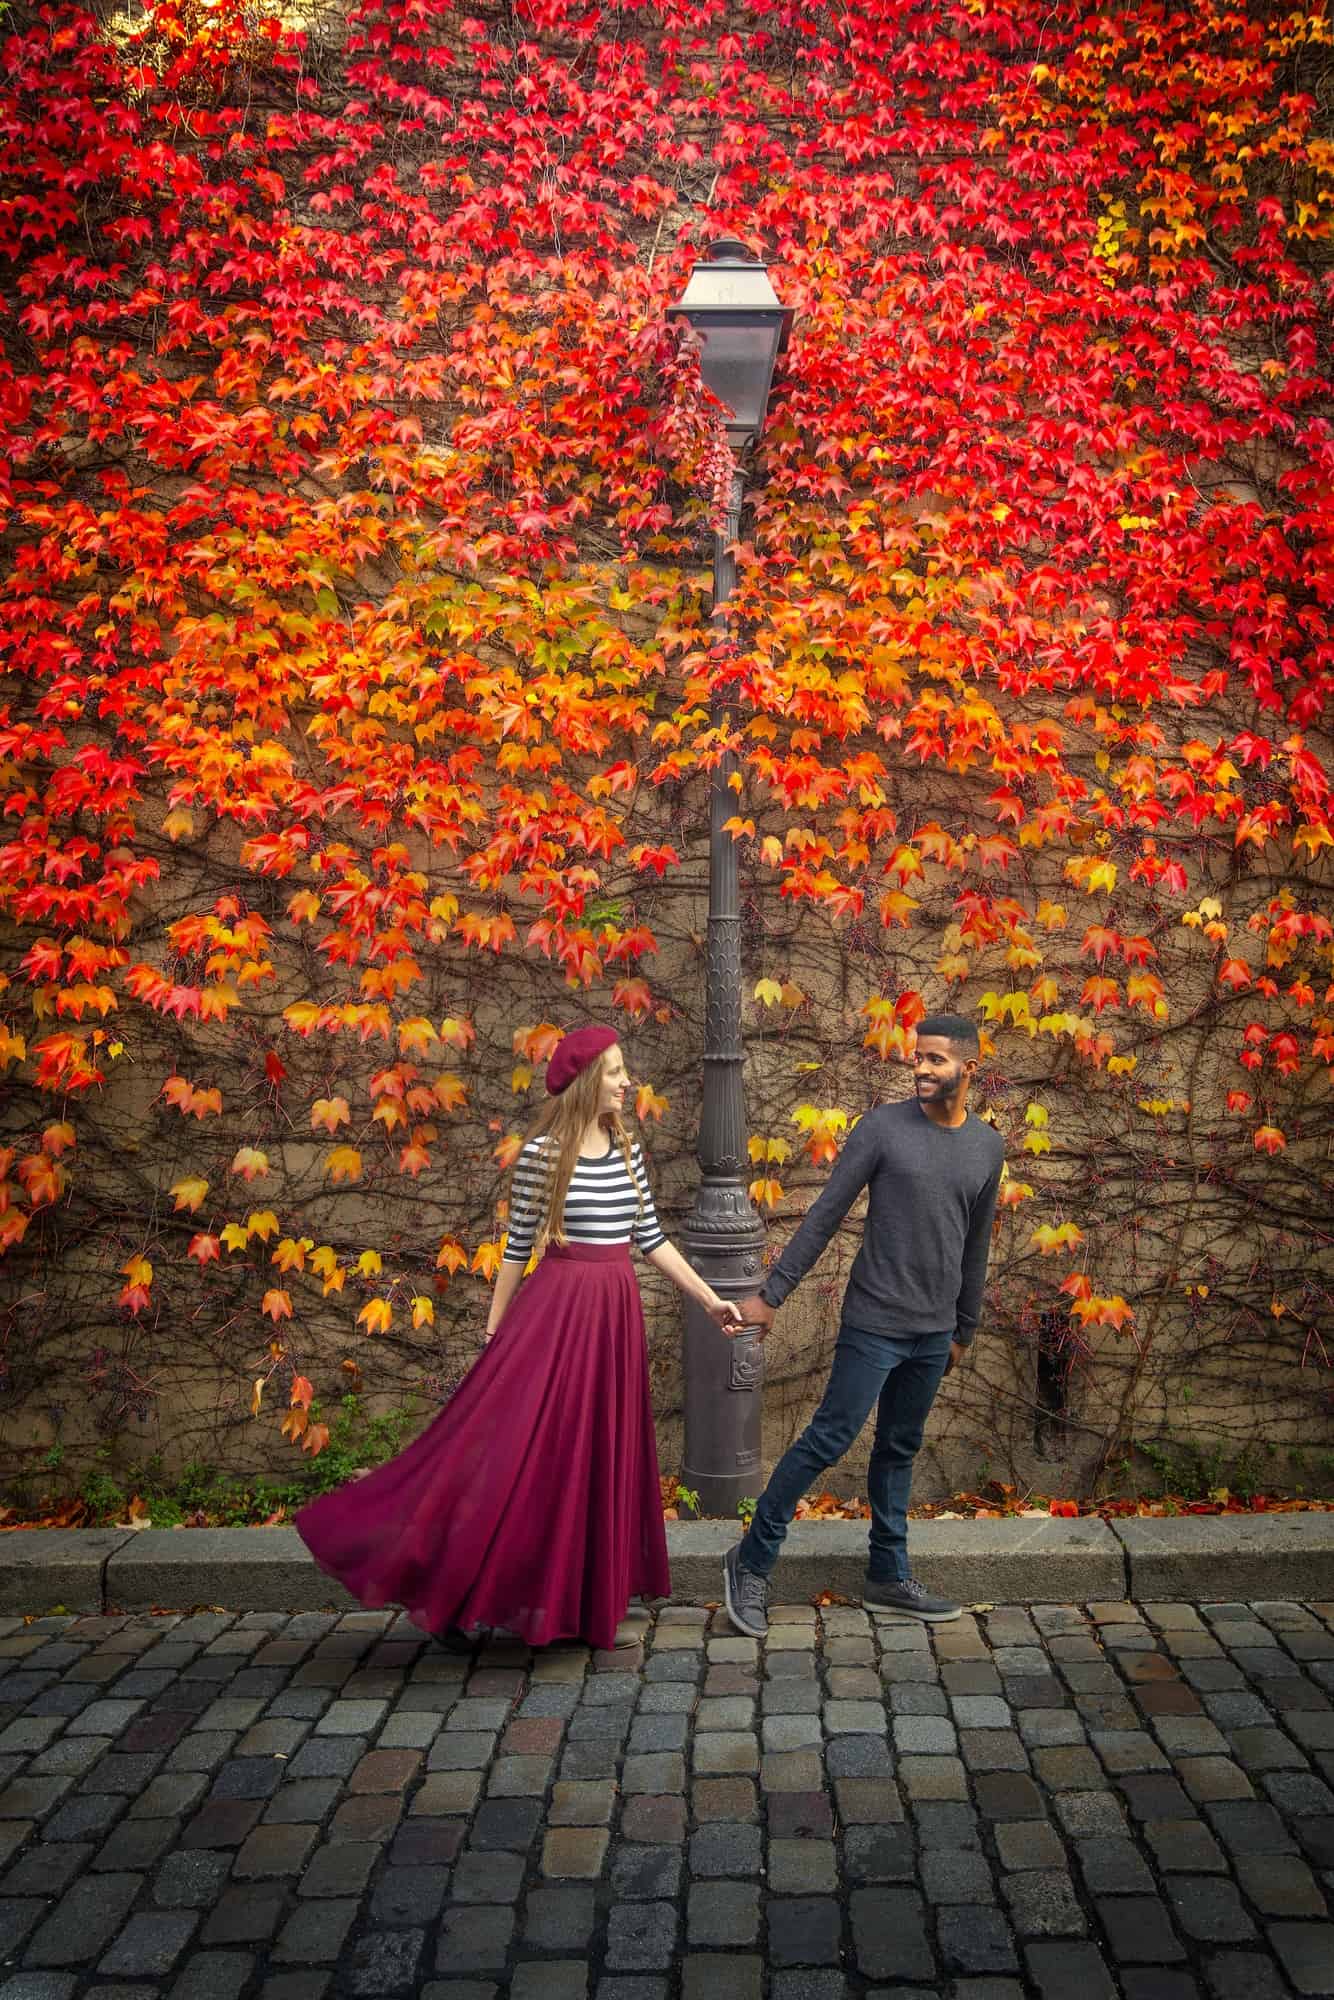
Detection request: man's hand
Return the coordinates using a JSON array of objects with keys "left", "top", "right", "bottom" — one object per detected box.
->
[
  {"left": 734, "top": 1295, "right": 776, "bottom": 1340},
  {"left": 944, "top": 1339, "right": 967, "bottom": 1376}
]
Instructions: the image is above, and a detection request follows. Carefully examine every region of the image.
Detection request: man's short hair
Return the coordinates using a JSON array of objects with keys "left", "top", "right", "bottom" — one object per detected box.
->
[{"left": 916, "top": 1014, "right": 980, "bottom": 1059}]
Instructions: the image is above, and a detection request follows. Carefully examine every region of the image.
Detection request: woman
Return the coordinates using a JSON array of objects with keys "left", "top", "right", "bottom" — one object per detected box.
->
[{"left": 296, "top": 1025, "right": 740, "bottom": 1651}]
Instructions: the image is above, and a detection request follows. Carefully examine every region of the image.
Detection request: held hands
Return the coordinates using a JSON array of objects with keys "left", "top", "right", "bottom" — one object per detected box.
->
[{"left": 718, "top": 1293, "right": 776, "bottom": 1340}]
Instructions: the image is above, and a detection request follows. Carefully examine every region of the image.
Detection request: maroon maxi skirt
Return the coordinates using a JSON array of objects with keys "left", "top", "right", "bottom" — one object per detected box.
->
[{"left": 295, "top": 1243, "right": 670, "bottom": 1651}]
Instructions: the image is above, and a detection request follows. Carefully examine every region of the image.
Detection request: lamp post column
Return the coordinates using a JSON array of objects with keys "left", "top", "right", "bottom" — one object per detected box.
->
[{"left": 679, "top": 468, "right": 767, "bottom": 1518}]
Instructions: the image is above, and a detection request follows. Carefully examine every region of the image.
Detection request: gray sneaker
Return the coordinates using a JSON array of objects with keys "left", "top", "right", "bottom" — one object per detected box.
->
[
  {"left": 723, "top": 1545, "right": 769, "bottom": 1639},
  {"left": 863, "top": 1575, "right": 961, "bottom": 1623}
]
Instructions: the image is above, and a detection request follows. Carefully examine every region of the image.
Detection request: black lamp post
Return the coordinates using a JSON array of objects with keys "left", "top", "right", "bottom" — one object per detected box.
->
[{"left": 666, "top": 239, "right": 793, "bottom": 1517}]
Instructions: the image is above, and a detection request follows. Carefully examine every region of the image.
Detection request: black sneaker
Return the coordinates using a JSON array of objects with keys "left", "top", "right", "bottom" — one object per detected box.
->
[
  {"left": 722, "top": 1545, "right": 769, "bottom": 1639},
  {"left": 863, "top": 1575, "right": 961, "bottom": 1623}
]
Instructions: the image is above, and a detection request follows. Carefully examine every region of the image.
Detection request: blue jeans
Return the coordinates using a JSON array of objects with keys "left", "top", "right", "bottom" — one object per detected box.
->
[{"left": 738, "top": 1321, "right": 953, "bottom": 1583}]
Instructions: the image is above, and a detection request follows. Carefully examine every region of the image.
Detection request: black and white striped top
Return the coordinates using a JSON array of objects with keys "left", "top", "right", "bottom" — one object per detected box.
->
[{"left": 503, "top": 1134, "right": 667, "bottom": 1264}]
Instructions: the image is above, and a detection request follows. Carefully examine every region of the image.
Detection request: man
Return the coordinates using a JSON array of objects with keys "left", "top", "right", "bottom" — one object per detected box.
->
[{"left": 723, "top": 1015, "right": 1004, "bottom": 1636}]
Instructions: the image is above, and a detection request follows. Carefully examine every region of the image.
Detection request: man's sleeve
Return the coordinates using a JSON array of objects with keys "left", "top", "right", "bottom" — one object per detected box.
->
[
  {"left": 952, "top": 1159, "right": 1003, "bottom": 1347},
  {"left": 758, "top": 1115, "right": 878, "bottom": 1310}
]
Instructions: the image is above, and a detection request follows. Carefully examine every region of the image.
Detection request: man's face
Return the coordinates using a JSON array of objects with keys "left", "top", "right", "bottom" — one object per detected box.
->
[{"left": 913, "top": 1035, "right": 969, "bottom": 1100}]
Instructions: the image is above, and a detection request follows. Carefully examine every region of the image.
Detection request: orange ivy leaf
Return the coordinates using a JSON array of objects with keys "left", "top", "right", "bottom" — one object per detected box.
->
[{"left": 436, "top": 1237, "right": 467, "bottom": 1275}]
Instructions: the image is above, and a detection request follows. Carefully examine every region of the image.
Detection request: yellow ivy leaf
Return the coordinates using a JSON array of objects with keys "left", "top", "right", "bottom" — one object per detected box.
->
[
  {"left": 170, "top": 1176, "right": 209, "bottom": 1214},
  {"left": 1030, "top": 1222, "right": 1085, "bottom": 1255},
  {"left": 272, "top": 1237, "right": 313, "bottom": 1273},
  {"left": 471, "top": 1240, "right": 504, "bottom": 1281},
  {"left": 635, "top": 1085, "right": 668, "bottom": 1122}
]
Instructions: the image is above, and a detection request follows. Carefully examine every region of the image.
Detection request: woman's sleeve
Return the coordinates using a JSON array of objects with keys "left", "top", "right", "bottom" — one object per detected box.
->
[
  {"left": 503, "top": 1141, "right": 544, "bottom": 1265},
  {"left": 630, "top": 1144, "right": 667, "bottom": 1255}
]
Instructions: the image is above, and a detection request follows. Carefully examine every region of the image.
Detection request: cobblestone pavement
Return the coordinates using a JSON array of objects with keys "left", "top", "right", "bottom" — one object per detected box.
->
[{"left": 0, "top": 1597, "right": 1333, "bottom": 2000}]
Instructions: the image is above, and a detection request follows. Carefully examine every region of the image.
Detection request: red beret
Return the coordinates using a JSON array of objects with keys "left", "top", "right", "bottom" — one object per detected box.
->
[{"left": 546, "top": 1024, "right": 619, "bottom": 1096}]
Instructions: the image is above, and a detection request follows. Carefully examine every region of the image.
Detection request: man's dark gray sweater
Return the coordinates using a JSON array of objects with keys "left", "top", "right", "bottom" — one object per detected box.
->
[{"left": 757, "top": 1097, "right": 1005, "bottom": 1346}]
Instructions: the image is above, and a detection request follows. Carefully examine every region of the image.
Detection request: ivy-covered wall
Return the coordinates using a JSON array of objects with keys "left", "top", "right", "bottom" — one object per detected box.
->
[{"left": 0, "top": 0, "right": 1331, "bottom": 1511}]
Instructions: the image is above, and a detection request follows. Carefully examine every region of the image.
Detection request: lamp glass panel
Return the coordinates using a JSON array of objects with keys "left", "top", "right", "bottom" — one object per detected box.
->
[{"left": 692, "top": 320, "right": 780, "bottom": 433}]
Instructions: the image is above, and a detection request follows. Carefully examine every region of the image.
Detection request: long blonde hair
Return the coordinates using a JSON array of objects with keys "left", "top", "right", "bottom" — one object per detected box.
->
[{"left": 516, "top": 1047, "right": 644, "bottom": 1258}]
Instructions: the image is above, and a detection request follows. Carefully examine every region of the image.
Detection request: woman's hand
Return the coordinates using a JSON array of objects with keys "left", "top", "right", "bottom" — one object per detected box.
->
[
  {"left": 485, "top": 1262, "right": 524, "bottom": 1344},
  {"left": 705, "top": 1293, "right": 745, "bottom": 1334}
]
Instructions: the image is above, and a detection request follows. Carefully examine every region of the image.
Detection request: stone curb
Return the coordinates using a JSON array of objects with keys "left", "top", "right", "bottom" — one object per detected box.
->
[
  {"left": 665, "top": 1514, "right": 1128, "bottom": 1607},
  {"left": 1112, "top": 1511, "right": 1334, "bottom": 1602},
  {"left": 0, "top": 1528, "right": 137, "bottom": 1615},
  {"left": 0, "top": 1512, "right": 1330, "bottom": 1614}
]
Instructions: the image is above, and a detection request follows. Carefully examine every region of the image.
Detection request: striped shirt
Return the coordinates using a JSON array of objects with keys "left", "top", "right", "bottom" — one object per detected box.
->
[{"left": 503, "top": 1134, "right": 666, "bottom": 1265}]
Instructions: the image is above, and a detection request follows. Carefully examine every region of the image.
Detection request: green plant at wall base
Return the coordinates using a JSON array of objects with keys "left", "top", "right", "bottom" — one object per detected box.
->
[
  {"left": 79, "top": 1468, "right": 128, "bottom": 1521},
  {"left": 58, "top": 1398, "right": 422, "bottom": 1527},
  {"left": 670, "top": 1482, "right": 701, "bottom": 1517},
  {"left": 299, "top": 1395, "right": 420, "bottom": 1497},
  {"left": 737, "top": 1496, "right": 757, "bottom": 1528},
  {"left": 1131, "top": 1436, "right": 1275, "bottom": 1504}
]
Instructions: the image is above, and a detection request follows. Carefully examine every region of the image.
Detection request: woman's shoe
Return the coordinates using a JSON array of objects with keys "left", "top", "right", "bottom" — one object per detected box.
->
[{"left": 435, "top": 1625, "right": 477, "bottom": 1655}]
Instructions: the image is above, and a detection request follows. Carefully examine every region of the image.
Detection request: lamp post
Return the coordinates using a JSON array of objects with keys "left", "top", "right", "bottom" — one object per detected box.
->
[{"left": 667, "top": 239, "right": 793, "bottom": 1517}]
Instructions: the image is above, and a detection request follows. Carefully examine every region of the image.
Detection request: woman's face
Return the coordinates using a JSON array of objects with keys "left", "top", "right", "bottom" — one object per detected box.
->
[{"left": 596, "top": 1045, "right": 630, "bottom": 1120}]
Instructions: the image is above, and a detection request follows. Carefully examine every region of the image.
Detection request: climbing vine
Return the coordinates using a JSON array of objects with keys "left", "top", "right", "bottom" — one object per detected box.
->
[{"left": 0, "top": 0, "right": 1330, "bottom": 1491}]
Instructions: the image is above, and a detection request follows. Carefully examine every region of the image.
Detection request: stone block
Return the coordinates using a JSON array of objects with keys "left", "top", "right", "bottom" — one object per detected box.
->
[
  {"left": 0, "top": 1532, "right": 133, "bottom": 1617},
  {"left": 1113, "top": 1515, "right": 1334, "bottom": 1603},
  {"left": 105, "top": 1532, "right": 358, "bottom": 1615}
]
